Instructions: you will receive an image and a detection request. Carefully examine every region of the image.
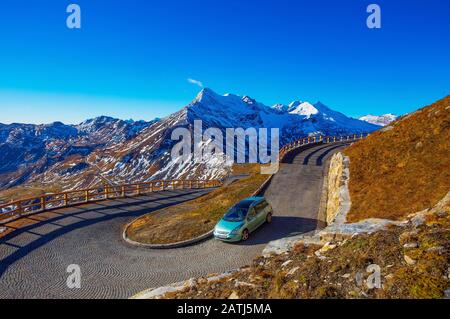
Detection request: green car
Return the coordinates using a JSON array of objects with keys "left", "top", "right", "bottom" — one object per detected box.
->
[{"left": 213, "top": 197, "right": 273, "bottom": 242}]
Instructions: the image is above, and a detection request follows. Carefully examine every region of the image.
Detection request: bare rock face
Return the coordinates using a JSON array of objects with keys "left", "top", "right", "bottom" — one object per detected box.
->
[
  {"left": 228, "top": 291, "right": 240, "bottom": 299},
  {"left": 403, "top": 242, "right": 419, "bottom": 249},
  {"left": 426, "top": 246, "right": 446, "bottom": 254},
  {"left": 404, "top": 255, "right": 417, "bottom": 266},
  {"left": 411, "top": 212, "right": 427, "bottom": 228}
]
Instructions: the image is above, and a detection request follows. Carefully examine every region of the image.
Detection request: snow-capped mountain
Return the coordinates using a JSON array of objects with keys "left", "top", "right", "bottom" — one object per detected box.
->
[
  {"left": 359, "top": 114, "right": 398, "bottom": 126},
  {"left": 0, "top": 88, "right": 380, "bottom": 195},
  {"left": 191, "top": 89, "right": 377, "bottom": 138},
  {"left": 0, "top": 117, "right": 156, "bottom": 189},
  {"left": 76, "top": 116, "right": 154, "bottom": 145}
]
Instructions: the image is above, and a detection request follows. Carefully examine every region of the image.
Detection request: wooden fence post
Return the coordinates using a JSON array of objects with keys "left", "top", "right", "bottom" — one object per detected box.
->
[
  {"left": 64, "top": 193, "right": 69, "bottom": 206},
  {"left": 18, "top": 201, "right": 23, "bottom": 216},
  {"left": 41, "top": 196, "right": 46, "bottom": 210}
]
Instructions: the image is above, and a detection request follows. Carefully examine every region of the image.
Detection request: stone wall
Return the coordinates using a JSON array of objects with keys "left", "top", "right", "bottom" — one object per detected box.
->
[{"left": 325, "top": 152, "right": 351, "bottom": 225}]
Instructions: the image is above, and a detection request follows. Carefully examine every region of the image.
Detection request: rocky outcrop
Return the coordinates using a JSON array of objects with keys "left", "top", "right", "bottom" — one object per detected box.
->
[{"left": 130, "top": 269, "right": 244, "bottom": 299}]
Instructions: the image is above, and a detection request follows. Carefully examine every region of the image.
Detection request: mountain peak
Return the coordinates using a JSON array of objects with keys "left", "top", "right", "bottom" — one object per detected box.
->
[
  {"left": 242, "top": 96, "right": 256, "bottom": 105},
  {"left": 194, "top": 88, "right": 221, "bottom": 102},
  {"left": 288, "top": 100, "right": 303, "bottom": 109},
  {"left": 81, "top": 116, "right": 116, "bottom": 125},
  {"left": 289, "top": 101, "right": 319, "bottom": 117}
]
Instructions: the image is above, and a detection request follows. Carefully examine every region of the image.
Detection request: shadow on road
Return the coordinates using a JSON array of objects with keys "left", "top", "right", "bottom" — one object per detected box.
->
[
  {"left": 231, "top": 216, "right": 326, "bottom": 246},
  {"left": 0, "top": 189, "right": 211, "bottom": 278},
  {"left": 315, "top": 144, "right": 349, "bottom": 166}
]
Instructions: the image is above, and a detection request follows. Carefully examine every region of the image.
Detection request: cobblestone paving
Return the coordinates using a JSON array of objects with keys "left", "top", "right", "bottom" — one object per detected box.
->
[{"left": 0, "top": 143, "right": 345, "bottom": 299}]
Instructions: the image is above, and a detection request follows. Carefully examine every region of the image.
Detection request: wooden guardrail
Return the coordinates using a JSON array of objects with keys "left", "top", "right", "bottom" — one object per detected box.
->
[{"left": 0, "top": 179, "right": 222, "bottom": 222}]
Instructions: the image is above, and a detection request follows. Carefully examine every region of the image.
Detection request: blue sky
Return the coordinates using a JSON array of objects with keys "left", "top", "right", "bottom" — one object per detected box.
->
[{"left": 0, "top": 0, "right": 449, "bottom": 124}]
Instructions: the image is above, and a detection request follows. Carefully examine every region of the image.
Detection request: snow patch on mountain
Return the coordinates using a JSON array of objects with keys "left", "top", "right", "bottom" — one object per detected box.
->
[{"left": 359, "top": 114, "right": 398, "bottom": 126}]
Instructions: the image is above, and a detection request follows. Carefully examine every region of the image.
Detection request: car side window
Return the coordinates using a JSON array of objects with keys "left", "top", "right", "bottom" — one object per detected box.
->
[
  {"left": 256, "top": 201, "right": 267, "bottom": 214},
  {"left": 253, "top": 203, "right": 261, "bottom": 214},
  {"left": 248, "top": 207, "right": 256, "bottom": 219},
  {"left": 261, "top": 201, "right": 268, "bottom": 212}
]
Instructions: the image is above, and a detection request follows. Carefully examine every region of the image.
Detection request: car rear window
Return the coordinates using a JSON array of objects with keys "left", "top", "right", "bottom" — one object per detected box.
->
[{"left": 235, "top": 200, "right": 254, "bottom": 209}]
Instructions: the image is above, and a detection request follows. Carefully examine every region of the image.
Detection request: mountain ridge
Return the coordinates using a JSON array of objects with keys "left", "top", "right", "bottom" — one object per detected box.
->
[{"left": 0, "top": 88, "right": 380, "bottom": 200}]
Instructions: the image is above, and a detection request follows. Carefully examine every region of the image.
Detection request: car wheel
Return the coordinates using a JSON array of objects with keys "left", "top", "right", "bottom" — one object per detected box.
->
[
  {"left": 266, "top": 213, "right": 273, "bottom": 223},
  {"left": 241, "top": 229, "right": 249, "bottom": 241}
]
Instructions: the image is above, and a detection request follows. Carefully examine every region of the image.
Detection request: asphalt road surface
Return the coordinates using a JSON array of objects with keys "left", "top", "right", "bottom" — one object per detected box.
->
[{"left": 0, "top": 142, "right": 347, "bottom": 299}]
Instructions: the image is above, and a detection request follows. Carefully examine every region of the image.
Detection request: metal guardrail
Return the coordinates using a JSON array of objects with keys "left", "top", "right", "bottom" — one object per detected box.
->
[{"left": 0, "top": 179, "right": 222, "bottom": 222}]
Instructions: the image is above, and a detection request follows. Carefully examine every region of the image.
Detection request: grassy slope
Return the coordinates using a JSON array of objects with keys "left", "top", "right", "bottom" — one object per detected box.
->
[
  {"left": 345, "top": 95, "right": 450, "bottom": 222},
  {"left": 126, "top": 164, "right": 269, "bottom": 244}
]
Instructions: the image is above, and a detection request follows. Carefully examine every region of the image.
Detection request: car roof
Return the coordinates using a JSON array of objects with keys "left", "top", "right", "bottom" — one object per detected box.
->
[
  {"left": 235, "top": 197, "right": 264, "bottom": 208},
  {"left": 247, "top": 196, "right": 264, "bottom": 202}
]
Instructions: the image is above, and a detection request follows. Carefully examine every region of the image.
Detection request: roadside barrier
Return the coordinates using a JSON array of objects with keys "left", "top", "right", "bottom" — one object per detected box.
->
[
  {"left": 0, "top": 179, "right": 222, "bottom": 222},
  {"left": 279, "top": 133, "right": 368, "bottom": 159}
]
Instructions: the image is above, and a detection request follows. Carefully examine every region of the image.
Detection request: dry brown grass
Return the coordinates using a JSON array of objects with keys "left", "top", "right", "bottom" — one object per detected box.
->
[
  {"left": 345, "top": 95, "right": 450, "bottom": 222},
  {"left": 125, "top": 164, "right": 269, "bottom": 244}
]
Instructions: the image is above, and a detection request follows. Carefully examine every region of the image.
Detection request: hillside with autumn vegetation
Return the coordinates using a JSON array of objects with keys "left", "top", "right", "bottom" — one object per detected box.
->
[{"left": 345, "top": 95, "right": 450, "bottom": 222}]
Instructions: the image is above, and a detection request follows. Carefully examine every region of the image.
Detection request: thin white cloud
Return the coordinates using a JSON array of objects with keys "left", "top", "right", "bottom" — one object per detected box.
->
[{"left": 187, "top": 78, "right": 203, "bottom": 88}]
